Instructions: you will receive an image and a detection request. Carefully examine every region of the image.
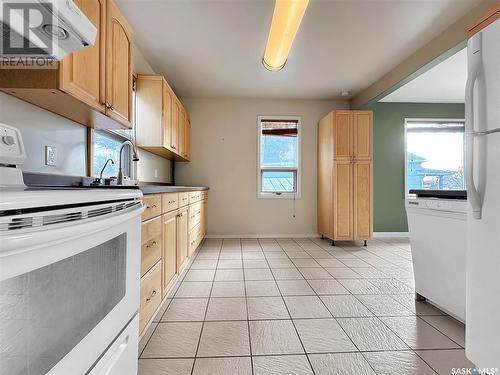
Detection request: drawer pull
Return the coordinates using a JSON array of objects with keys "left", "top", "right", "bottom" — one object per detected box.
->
[
  {"left": 146, "top": 290, "right": 157, "bottom": 302},
  {"left": 147, "top": 204, "right": 157, "bottom": 209},
  {"left": 146, "top": 240, "right": 157, "bottom": 248},
  {"left": 168, "top": 200, "right": 175, "bottom": 204}
]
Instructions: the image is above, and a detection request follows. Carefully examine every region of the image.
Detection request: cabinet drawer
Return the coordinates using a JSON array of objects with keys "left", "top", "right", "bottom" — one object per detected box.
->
[
  {"left": 179, "top": 192, "right": 189, "bottom": 207},
  {"left": 189, "top": 191, "right": 202, "bottom": 204},
  {"left": 142, "top": 194, "right": 162, "bottom": 221},
  {"left": 139, "top": 261, "right": 162, "bottom": 334},
  {"left": 141, "top": 216, "right": 162, "bottom": 276},
  {"left": 189, "top": 202, "right": 202, "bottom": 230},
  {"left": 162, "top": 192, "right": 179, "bottom": 213}
]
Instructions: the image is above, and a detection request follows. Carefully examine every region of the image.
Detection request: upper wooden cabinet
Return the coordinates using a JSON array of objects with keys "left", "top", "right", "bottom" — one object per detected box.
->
[
  {"left": 60, "top": 0, "right": 105, "bottom": 112},
  {"left": 171, "top": 97, "right": 181, "bottom": 153},
  {"left": 0, "top": 0, "right": 133, "bottom": 129},
  {"left": 185, "top": 115, "right": 191, "bottom": 160},
  {"left": 163, "top": 82, "right": 174, "bottom": 150},
  {"left": 333, "top": 111, "right": 353, "bottom": 160},
  {"left": 135, "top": 74, "right": 190, "bottom": 161},
  {"left": 105, "top": 0, "right": 133, "bottom": 127},
  {"left": 353, "top": 111, "right": 373, "bottom": 160},
  {"left": 178, "top": 108, "right": 186, "bottom": 158},
  {"left": 317, "top": 110, "right": 373, "bottom": 243}
]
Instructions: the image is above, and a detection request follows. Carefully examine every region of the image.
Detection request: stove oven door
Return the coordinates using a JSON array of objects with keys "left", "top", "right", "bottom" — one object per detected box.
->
[{"left": 0, "top": 201, "right": 143, "bottom": 375}]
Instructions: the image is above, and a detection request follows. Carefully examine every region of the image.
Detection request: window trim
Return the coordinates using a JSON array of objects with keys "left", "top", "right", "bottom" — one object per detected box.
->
[
  {"left": 257, "top": 115, "right": 302, "bottom": 199},
  {"left": 404, "top": 117, "right": 466, "bottom": 197}
]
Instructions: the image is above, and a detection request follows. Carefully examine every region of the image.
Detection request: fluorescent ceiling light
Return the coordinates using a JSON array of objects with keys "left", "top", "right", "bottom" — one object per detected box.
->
[{"left": 263, "top": 0, "right": 309, "bottom": 71}]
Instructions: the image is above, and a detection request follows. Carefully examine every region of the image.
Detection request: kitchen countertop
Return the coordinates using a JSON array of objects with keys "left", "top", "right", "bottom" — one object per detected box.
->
[
  {"left": 139, "top": 185, "right": 209, "bottom": 194},
  {"left": 22, "top": 172, "right": 208, "bottom": 194}
]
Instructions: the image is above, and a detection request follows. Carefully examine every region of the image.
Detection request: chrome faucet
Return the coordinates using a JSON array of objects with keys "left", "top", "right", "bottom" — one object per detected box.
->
[
  {"left": 117, "top": 140, "right": 140, "bottom": 185},
  {"left": 91, "top": 158, "right": 114, "bottom": 185}
]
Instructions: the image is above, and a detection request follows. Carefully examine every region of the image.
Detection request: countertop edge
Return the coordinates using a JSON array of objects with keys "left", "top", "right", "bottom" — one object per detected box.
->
[{"left": 139, "top": 186, "right": 209, "bottom": 194}]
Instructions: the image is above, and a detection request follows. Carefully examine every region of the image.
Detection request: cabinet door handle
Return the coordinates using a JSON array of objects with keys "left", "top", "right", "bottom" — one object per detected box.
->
[
  {"left": 105, "top": 102, "right": 113, "bottom": 110},
  {"left": 146, "top": 290, "right": 157, "bottom": 302},
  {"left": 146, "top": 240, "right": 157, "bottom": 248},
  {"left": 171, "top": 145, "right": 176, "bottom": 149}
]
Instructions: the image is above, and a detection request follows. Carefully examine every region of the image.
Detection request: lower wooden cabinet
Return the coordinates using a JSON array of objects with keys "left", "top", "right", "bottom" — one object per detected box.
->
[
  {"left": 176, "top": 206, "right": 189, "bottom": 273},
  {"left": 162, "top": 211, "right": 177, "bottom": 297},
  {"left": 333, "top": 160, "right": 353, "bottom": 241},
  {"left": 139, "top": 261, "right": 162, "bottom": 334},
  {"left": 354, "top": 161, "right": 373, "bottom": 239},
  {"left": 139, "top": 190, "right": 208, "bottom": 336},
  {"left": 141, "top": 216, "right": 162, "bottom": 276}
]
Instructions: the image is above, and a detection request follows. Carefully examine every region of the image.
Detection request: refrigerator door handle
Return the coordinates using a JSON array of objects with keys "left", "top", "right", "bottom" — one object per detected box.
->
[
  {"left": 467, "top": 127, "right": 500, "bottom": 136},
  {"left": 465, "top": 45, "right": 483, "bottom": 220}
]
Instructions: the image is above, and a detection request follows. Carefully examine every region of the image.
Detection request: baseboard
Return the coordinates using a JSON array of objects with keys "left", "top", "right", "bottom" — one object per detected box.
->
[
  {"left": 374, "top": 232, "right": 410, "bottom": 238},
  {"left": 205, "top": 233, "right": 320, "bottom": 239},
  {"left": 205, "top": 232, "right": 409, "bottom": 239}
]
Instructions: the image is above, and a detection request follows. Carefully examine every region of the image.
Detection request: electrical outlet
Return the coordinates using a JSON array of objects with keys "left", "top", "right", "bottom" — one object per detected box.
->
[
  {"left": 45, "top": 145, "right": 56, "bottom": 166},
  {"left": 154, "top": 169, "right": 158, "bottom": 178}
]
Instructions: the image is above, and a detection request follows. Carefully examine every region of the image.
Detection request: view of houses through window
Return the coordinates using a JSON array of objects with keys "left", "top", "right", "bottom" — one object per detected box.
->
[
  {"left": 405, "top": 119, "right": 465, "bottom": 193},
  {"left": 258, "top": 117, "right": 300, "bottom": 196},
  {"left": 93, "top": 130, "right": 131, "bottom": 178}
]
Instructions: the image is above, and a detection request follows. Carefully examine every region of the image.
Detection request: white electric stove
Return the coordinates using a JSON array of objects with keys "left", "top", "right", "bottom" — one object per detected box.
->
[{"left": 0, "top": 123, "right": 143, "bottom": 375}]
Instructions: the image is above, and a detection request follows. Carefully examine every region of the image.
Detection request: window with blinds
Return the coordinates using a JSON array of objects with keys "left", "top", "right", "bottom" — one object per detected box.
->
[{"left": 258, "top": 117, "right": 301, "bottom": 197}]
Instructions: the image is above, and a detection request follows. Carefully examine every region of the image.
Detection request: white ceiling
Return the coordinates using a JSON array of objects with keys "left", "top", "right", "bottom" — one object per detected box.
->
[
  {"left": 117, "top": 0, "right": 480, "bottom": 100},
  {"left": 380, "top": 47, "right": 467, "bottom": 103}
]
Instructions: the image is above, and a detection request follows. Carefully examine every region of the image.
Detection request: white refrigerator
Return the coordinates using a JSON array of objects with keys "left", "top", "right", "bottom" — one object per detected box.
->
[{"left": 465, "top": 19, "right": 500, "bottom": 369}]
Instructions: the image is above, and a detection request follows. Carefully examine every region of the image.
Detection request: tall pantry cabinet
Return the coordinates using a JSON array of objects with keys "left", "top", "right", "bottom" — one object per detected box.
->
[{"left": 317, "top": 110, "right": 373, "bottom": 245}]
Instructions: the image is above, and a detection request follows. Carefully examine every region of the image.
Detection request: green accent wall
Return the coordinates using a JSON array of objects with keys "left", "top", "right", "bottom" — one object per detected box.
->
[{"left": 364, "top": 102, "right": 465, "bottom": 232}]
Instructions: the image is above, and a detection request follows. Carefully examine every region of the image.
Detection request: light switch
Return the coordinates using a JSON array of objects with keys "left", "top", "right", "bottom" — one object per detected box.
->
[{"left": 45, "top": 145, "right": 56, "bottom": 166}]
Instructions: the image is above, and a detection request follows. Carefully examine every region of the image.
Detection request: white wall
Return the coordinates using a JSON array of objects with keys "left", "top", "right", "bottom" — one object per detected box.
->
[
  {"left": 0, "top": 92, "right": 87, "bottom": 176},
  {"left": 176, "top": 98, "right": 348, "bottom": 236}
]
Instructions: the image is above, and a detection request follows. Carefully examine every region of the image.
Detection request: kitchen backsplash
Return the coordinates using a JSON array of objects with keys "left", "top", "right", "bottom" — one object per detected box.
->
[{"left": 0, "top": 91, "right": 87, "bottom": 176}]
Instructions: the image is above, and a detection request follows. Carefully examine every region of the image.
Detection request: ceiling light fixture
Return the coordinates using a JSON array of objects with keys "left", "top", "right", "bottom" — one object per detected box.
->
[{"left": 262, "top": 0, "right": 309, "bottom": 72}]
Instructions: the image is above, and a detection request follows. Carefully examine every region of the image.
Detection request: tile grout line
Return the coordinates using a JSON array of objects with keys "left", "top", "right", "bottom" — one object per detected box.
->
[
  {"left": 241, "top": 239, "right": 255, "bottom": 375},
  {"left": 189, "top": 239, "right": 222, "bottom": 375},
  {"left": 264, "top": 238, "right": 316, "bottom": 375},
  {"left": 141, "top": 347, "right": 469, "bottom": 360},
  {"left": 291, "top": 238, "right": 371, "bottom": 374}
]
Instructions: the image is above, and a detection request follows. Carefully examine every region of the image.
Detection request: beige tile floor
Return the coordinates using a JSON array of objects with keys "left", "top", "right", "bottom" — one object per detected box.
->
[{"left": 138, "top": 237, "right": 474, "bottom": 375}]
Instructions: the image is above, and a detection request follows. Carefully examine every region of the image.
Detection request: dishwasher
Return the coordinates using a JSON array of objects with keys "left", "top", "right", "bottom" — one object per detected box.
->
[{"left": 405, "top": 190, "right": 468, "bottom": 321}]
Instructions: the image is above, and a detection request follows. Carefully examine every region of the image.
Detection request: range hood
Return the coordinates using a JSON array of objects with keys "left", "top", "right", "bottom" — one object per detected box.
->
[{"left": 0, "top": 0, "right": 97, "bottom": 60}]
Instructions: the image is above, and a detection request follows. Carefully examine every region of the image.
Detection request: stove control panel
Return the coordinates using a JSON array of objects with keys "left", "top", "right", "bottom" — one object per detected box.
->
[{"left": 0, "top": 123, "right": 26, "bottom": 166}]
